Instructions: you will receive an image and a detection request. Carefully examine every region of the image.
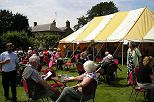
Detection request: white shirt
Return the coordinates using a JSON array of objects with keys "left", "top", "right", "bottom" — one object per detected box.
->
[{"left": 0, "top": 51, "right": 19, "bottom": 72}]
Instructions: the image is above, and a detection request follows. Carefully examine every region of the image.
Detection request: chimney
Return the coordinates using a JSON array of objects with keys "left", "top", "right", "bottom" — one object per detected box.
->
[
  {"left": 66, "top": 20, "right": 70, "bottom": 28},
  {"left": 34, "top": 22, "right": 37, "bottom": 26},
  {"left": 52, "top": 20, "right": 56, "bottom": 26}
]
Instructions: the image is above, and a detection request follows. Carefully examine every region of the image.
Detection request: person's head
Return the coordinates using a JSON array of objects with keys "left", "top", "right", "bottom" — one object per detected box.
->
[
  {"left": 5, "top": 42, "right": 14, "bottom": 53},
  {"left": 83, "top": 60, "right": 97, "bottom": 73},
  {"left": 105, "top": 51, "right": 109, "bottom": 56},
  {"left": 143, "top": 56, "right": 151, "bottom": 66},
  {"left": 149, "top": 56, "right": 154, "bottom": 67},
  {"left": 29, "top": 55, "right": 40, "bottom": 69},
  {"left": 80, "top": 51, "right": 87, "bottom": 59},
  {"left": 128, "top": 41, "right": 136, "bottom": 50},
  {"left": 49, "top": 47, "right": 52, "bottom": 51},
  {"left": 107, "top": 54, "right": 114, "bottom": 61},
  {"left": 28, "top": 47, "right": 32, "bottom": 50}
]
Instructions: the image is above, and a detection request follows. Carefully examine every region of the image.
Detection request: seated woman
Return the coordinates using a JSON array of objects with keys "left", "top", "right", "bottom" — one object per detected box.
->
[
  {"left": 78, "top": 51, "right": 88, "bottom": 64},
  {"left": 137, "top": 56, "right": 154, "bottom": 101},
  {"left": 137, "top": 56, "right": 154, "bottom": 88},
  {"left": 56, "top": 60, "right": 98, "bottom": 102}
]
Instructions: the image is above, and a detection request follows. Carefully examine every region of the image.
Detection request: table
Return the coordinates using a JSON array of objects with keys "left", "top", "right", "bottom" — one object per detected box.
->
[{"left": 51, "top": 75, "right": 73, "bottom": 87}]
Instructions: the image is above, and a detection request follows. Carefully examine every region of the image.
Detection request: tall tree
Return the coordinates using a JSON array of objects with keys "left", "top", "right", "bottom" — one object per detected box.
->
[
  {"left": 74, "top": 1, "right": 119, "bottom": 31},
  {"left": 0, "top": 10, "right": 13, "bottom": 34},
  {"left": 12, "top": 13, "right": 29, "bottom": 32},
  {"left": 0, "top": 9, "right": 30, "bottom": 35}
]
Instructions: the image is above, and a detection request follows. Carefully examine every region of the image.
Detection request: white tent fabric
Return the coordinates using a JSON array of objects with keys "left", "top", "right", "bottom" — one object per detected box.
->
[
  {"left": 83, "top": 14, "right": 115, "bottom": 42},
  {"left": 144, "top": 27, "right": 154, "bottom": 42},
  {"left": 107, "top": 8, "right": 144, "bottom": 42},
  {"left": 59, "top": 7, "right": 154, "bottom": 43},
  {"left": 60, "top": 22, "right": 90, "bottom": 43}
]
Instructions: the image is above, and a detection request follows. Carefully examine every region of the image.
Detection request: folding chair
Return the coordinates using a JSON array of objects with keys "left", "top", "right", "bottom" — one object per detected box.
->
[
  {"left": 64, "top": 60, "right": 74, "bottom": 70},
  {"left": 22, "top": 78, "right": 49, "bottom": 102},
  {"left": 75, "top": 79, "right": 98, "bottom": 102},
  {"left": 104, "top": 63, "right": 118, "bottom": 83}
]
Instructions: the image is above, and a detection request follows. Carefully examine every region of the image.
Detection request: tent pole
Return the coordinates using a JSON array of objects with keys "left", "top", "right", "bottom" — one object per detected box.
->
[
  {"left": 73, "top": 43, "right": 74, "bottom": 56},
  {"left": 122, "top": 43, "right": 124, "bottom": 66},
  {"left": 142, "top": 42, "right": 144, "bottom": 56},
  {"left": 93, "top": 43, "right": 95, "bottom": 61}
]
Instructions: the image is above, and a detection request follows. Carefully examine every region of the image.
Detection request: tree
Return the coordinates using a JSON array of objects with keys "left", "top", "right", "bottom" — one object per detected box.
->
[
  {"left": 0, "top": 9, "right": 30, "bottom": 35},
  {"left": 34, "top": 33, "right": 62, "bottom": 49},
  {"left": 74, "top": 1, "right": 119, "bottom": 31},
  {"left": 1, "top": 31, "right": 33, "bottom": 50},
  {"left": 0, "top": 10, "right": 13, "bottom": 34},
  {"left": 12, "top": 13, "right": 29, "bottom": 32},
  {"left": 73, "top": 16, "right": 88, "bottom": 31}
]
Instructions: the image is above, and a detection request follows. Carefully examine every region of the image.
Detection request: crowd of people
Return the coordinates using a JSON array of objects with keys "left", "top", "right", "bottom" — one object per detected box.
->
[{"left": 0, "top": 41, "right": 154, "bottom": 102}]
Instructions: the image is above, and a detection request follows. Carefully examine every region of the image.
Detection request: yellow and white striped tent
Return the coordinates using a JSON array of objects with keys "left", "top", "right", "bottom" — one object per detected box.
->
[{"left": 60, "top": 7, "right": 154, "bottom": 43}]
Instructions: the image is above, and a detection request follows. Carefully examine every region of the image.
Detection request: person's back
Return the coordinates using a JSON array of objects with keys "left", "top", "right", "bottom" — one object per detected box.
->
[
  {"left": 22, "top": 56, "right": 60, "bottom": 101},
  {"left": 137, "top": 56, "right": 153, "bottom": 84}
]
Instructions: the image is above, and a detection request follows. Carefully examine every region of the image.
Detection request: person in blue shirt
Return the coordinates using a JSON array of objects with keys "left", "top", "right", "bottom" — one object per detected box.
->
[{"left": 0, "top": 42, "right": 19, "bottom": 102}]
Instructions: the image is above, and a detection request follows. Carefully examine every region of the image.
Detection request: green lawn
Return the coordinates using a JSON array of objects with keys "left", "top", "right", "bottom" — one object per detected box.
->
[{"left": 0, "top": 65, "right": 145, "bottom": 102}]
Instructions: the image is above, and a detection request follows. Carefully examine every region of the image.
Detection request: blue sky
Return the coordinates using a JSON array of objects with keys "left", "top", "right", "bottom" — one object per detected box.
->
[{"left": 0, "top": 0, "right": 154, "bottom": 28}]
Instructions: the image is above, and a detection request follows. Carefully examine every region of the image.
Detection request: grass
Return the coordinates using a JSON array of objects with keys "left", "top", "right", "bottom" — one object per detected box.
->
[{"left": 0, "top": 64, "right": 145, "bottom": 102}]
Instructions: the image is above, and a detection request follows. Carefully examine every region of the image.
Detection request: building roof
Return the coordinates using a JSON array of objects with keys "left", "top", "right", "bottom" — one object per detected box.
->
[{"left": 32, "top": 23, "right": 63, "bottom": 32}]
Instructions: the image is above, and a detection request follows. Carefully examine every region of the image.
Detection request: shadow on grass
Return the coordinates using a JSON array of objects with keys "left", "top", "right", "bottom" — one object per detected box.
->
[{"left": 99, "top": 77, "right": 129, "bottom": 87}]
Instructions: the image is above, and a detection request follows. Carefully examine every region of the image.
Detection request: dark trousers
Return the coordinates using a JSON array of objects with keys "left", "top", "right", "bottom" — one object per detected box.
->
[{"left": 2, "top": 70, "right": 17, "bottom": 101}]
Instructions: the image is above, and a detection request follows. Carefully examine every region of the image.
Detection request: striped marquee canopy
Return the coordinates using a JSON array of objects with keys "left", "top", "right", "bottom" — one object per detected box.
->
[{"left": 60, "top": 7, "right": 154, "bottom": 43}]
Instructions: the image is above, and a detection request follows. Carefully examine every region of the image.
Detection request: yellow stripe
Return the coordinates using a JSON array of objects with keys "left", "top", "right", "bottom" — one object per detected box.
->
[
  {"left": 75, "top": 17, "right": 104, "bottom": 41},
  {"left": 125, "top": 8, "right": 154, "bottom": 40},
  {"left": 95, "top": 11, "right": 129, "bottom": 41}
]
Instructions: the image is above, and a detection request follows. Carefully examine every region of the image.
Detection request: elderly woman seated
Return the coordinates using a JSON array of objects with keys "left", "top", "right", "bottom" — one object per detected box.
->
[
  {"left": 22, "top": 55, "right": 60, "bottom": 101},
  {"left": 56, "top": 60, "right": 98, "bottom": 102}
]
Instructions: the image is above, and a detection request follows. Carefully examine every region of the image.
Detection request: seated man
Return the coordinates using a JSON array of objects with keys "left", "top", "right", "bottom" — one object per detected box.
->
[
  {"left": 102, "top": 51, "right": 114, "bottom": 63},
  {"left": 96, "top": 54, "right": 114, "bottom": 75},
  {"left": 22, "top": 55, "right": 60, "bottom": 101}
]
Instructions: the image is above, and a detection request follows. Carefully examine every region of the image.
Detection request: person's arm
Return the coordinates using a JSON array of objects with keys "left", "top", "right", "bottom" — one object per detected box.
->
[
  {"left": 30, "top": 70, "right": 55, "bottom": 91},
  {"left": 38, "top": 80, "right": 52, "bottom": 90},
  {"left": 0, "top": 59, "right": 10, "bottom": 65},
  {"left": 73, "top": 77, "right": 92, "bottom": 88},
  {"left": 135, "top": 48, "right": 142, "bottom": 66},
  {"left": 64, "top": 75, "right": 83, "bottom": 81},
  {"left": 150, "top": 73, "right": 154, "bottom": 81}
]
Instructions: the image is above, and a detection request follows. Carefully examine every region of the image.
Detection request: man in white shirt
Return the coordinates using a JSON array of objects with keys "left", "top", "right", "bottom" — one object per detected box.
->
[{"left": 0, "top": 42, "right": 19, "bottom": 102}]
